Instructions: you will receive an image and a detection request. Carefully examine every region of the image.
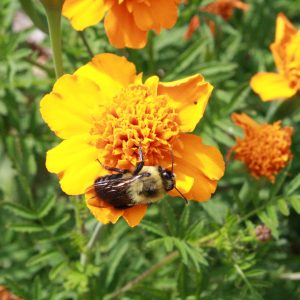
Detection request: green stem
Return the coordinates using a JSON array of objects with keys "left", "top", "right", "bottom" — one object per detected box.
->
[
  {"left": 268, "top": 93, "right": 300, "bottom": 121},
  {"left": 109, "top": 230, "right": 220, "bottom": 299},
  {"left": 42, "top": 3, "right": 64, "bottom": 78},
  {"left": 109, "top": 251, "right": 178, "bottom": 299},
  {"left": 80, "top": 222, "right": 102, "bottom": 266},
  {"left": 78, "top": 31, "right": 95, "bottom": 58}
]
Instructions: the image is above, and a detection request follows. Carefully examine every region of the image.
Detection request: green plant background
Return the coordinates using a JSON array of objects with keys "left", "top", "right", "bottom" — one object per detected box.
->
[{"left": 1, "top": 0, "right": 300, "bottom": 299}]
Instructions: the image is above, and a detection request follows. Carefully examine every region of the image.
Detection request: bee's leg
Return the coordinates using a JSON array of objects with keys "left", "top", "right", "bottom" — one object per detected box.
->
[
  {"left": 97, "top": 159, "right": 129, "bottom": 174},
  {"left": 133, "top": 146, "right": 144, "bottom": 175}
]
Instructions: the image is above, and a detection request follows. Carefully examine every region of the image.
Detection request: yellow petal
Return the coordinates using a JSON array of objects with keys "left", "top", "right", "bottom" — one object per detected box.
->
[
  {"left": 250, "top": 72, "right": 297, "bottom": 101},
  {"left": 275, "top": 13, "right": 297, "bottom": 44},
  {"left": 158, "top": 74, "right": 213, "bottom": 132},
  {"left": 46, "top": 135, "right": 105, "bottom": 195},
  {"left": 62, "top": 0, "right": 109, "bottom": 31},
  {"left": 75, "top": 53, "right": 137, "bottom": 99},
  {"left": 40, "top": 74, "right": 104, "bottom": 139}
]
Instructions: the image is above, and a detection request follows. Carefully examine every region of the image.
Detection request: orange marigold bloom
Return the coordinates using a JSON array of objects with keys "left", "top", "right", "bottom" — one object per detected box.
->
[
  {"left": 185, "top": 0, "right": 249, "bottom": 38},
  {"left": 62, "top": 0, "right": 180, "bottom": 48},
  {"left": 40, "top": 53, "right": 225, "bottom": 227},
  {"left": 0, "top": 286, "right": 22, "bottom": 300},
  {"left": 251, "top": 13, "right": 300, "bottom": 101},
  {"left": 231, "top": 113, "right": 293, "bottom": 182}
]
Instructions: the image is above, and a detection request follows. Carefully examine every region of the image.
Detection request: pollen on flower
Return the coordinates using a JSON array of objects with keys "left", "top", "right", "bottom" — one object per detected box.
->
[
  {"left": 231, "top": 113, "right": 293, "bottom": 182},
  {"left": 90, "top": 84, "right": 180, "bottom": 169}
]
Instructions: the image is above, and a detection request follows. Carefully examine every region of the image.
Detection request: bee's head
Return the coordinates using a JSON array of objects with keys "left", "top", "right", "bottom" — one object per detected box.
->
[{"left": 158, "top": 166, "right": 176, "bottom": 191}]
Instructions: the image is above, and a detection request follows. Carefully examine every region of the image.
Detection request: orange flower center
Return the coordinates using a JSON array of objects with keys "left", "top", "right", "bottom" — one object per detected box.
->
[
  {"left": 233, "top": 121, "right": 293, "bottom": 182},
  {"left": 90, "top": 84, "right": 180, "bottom": 168}
]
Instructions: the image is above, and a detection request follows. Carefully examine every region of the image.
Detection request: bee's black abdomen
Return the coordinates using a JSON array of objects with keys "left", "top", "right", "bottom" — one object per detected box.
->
[{"left": 94, "top": 174, "right": 134, "bottom": 209}]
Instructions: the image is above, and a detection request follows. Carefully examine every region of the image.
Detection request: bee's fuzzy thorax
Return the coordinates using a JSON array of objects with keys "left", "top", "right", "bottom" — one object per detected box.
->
[{"left": 128, "top": 166, "right": 165, "bottom": 205}]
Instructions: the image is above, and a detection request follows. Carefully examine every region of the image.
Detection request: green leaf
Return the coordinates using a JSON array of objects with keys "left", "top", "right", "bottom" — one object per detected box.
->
[
  {"left": 9, "top": 222, "right": 44, "bottom": 233},
  {"left": 173, "top": 239, "right": 189, "bottom": 266},
  {"left": 277, "top": 198, "right": 290, "bottom": 216},
  {"left": 178, "top": 205, "right": 190, "bottom": 238},
  {"left": 3, "top": 201, "right": 38, "bottom": 220},
  {"left": 267, "top": 205, "right": 278, "bottom": 227},
  {"left": 161, "top": 200, "right": 177, "bottom": 236},
  {"left": 290, "top": 195, "right": 300, "bottom": 214},
  {"left": 163, "top": 236, "right": 174, "bottom": 252},
  {"left": 105, "top": 243, "right": 129, "bottom": 286},
  {"left": 285, "top": 173, "right": 300, "bottom": 195},
  {"left": 36, "top": 194, "right": 56, "bottom": 218},
  {"left": 49, "top": 261, "right": 68, "bottom": 281},
  {"left": 26, "top": 251, "right": 63, "bottom": 267},
  {"left": 140, "top": 220, "right": 166, "bottom": 237},
  {"left": 185, "top": 220, "right": 205, "bottom": 241},
  {"left": 32, "top": 276, "right": 42, "bottom": 300}
]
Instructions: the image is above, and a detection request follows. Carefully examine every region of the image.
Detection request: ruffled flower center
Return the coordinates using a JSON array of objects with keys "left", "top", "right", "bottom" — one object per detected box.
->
[
  {"left": 233, "top": 121, "right": 293, "bottom": 182},
  {"left": 90, "top": 84, "right": 180, "bottom": 168}
]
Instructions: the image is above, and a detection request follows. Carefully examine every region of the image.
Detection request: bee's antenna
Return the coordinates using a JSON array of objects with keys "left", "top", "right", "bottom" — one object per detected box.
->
[{"left": 174, "top": 186, "right": 188, "bottom": 204}]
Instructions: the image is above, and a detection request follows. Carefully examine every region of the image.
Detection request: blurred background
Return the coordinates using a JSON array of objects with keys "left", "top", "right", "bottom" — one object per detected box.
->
[{"left": 1, "top": 0, "right": 300, "bottom": 299}]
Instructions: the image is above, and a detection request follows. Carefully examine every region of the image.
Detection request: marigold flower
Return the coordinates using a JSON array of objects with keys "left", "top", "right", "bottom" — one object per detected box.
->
[
  {"left": 184, "top": 0, "right": 249, "bottom": 38},
  {"left": 62, "top": 0, "right": 180, "bottom": 48},
  {"left": 231, "top": 113, "right": 293, "bottom": 182},
  {"left": 251, "top": 14, "right": 300, "bottom": 101},
  {"left": 40, "top": 53, "right": 225, "bottom": 227}
]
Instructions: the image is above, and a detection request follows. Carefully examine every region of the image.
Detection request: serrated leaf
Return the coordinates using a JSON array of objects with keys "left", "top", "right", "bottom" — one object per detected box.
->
[
  {"left": 290, "top": 195, "right": 300, "bottom": 214},
  {"left": 173, "top": 239, "right": 189, "bottom": 266},
  {"left": 140, "top": 220, "right": 166, "bottom": 237},
  {"left": 3, "top": 201, "right": 38, "bottom": 220},
  {"left": 44, "top": 214, "right": 71, "bottom": 232},
  {"left": 285, "top": 174, "right": 300, "bottom": 195},
  {"left": 105, "top": 243, "right": 129, "bottom": 286},
  {"left": 277, "top": 198, "right": 290, "bottom": 216},
  {"left": 161, "top": 200, "right": 177, "bottom": 236},
  {"left": 32, "top": 276, "right": 42, "bottom": 300},
  {"left": 26, "top": 251, "right": 63, "bottom": 267},
  {"left": 178, "top": 206, "right": 190, "bottom": 238},
  {"left": 49, "top": 261, "right": 68, "bottom": 281},
  {"left": 185, "top": 220, "right": 205, "bottom": 241},
  {"left": 163, "top": 236, "right": 174, "bottom": 252},
  {"left": 267, "top": 205, "right": 278, "bottom": 227},
  {"left": 9, "top": 222, "right": 43, "bottom": 233},
  {"left": 36, "top": 195, "right": 56, "bottom": 218}
]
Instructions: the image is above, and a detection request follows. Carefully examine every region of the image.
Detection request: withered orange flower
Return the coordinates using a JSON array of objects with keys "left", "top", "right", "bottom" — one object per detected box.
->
[
  {"left": 0, "top": 286, "right": 22, "bottom": 300},
  {"left": 185, "top": 0, "right": 249, "bottom": 38},
  {"left": 62, "top": 0, "right": 180, "bottom": 48},
  {"left": 40, "top": 53, "right": 225, "bottom": 227},
  {"left": 231, "top": 113, "right": 293, "bottom": 182},
  {"left": 184, "top": 15, "right": 200, "bottom": 40},
  {"left": 251, "top": 13, "right": 300, "bottom": 101}
]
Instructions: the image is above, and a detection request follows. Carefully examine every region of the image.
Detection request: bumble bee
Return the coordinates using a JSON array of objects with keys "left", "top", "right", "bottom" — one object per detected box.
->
[{"left": 93, "top": 147, "right": 186, "bottom": 209}]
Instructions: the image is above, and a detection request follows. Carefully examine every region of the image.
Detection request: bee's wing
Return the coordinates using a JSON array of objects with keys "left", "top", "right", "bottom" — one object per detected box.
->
[{"left": 90, "top": 174, "right": 146, "bottom": 209}]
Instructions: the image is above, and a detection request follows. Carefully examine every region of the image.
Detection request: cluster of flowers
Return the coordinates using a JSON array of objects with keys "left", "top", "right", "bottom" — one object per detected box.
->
[{"left": 40, "top": 0, "right": 297, "bottom": 227}]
